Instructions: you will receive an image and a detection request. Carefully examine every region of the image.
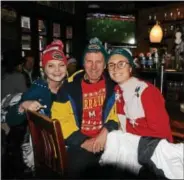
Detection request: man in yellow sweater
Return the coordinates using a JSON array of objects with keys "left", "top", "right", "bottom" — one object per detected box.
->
[{"left": 51, "top": 37, "right": 119, "bottom": 178}]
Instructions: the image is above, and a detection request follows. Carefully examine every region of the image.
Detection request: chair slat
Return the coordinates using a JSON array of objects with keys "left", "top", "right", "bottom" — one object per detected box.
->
[{"left": 26, "top": 110, "right": 67, "bottom": 177}]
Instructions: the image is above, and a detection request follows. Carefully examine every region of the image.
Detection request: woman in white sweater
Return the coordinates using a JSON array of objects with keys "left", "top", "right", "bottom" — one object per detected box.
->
[{"left": 99, "top": 48, "right": 184, "bottom": 179}]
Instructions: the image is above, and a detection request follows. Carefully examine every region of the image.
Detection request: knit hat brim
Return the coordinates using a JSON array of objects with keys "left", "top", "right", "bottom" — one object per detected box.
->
[
  {"left": 108, "top": 48, "right": 135, "bottom": 67},
  {"left": 42, "top": 40, "right": 67, "bottom": 67}
]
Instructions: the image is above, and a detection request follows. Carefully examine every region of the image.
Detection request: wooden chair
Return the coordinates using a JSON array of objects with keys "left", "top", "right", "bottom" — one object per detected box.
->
[{"left": 26, "top": 110, "right": 67, "bottom": 178}]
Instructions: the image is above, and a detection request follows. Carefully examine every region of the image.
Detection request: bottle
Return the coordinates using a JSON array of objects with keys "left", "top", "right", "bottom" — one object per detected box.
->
[
  {"left": 139, "top": 53, "right": 146, "bottom": 69},
  {"left": 154, "top": 49, "right": 159, "bottom": 69},
  {"left": 147, "top": 52, "right": 153, "bottom": 69},
  {"left": 133, "top": 57, "right": 141, "bottom": 68},
  {"left": 160, "top": 55, "right": 165, "bottom": 94}
]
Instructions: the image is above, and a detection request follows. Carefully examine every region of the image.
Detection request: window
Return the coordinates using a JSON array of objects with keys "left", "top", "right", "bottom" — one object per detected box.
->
[{"left": 21, "top": 16, "right": 31, "bottom": 57}]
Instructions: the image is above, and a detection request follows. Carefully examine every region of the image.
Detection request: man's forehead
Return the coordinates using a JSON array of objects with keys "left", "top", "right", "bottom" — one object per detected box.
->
[{"left": 85, "top": 51, "right": 104, "bottom": 59}]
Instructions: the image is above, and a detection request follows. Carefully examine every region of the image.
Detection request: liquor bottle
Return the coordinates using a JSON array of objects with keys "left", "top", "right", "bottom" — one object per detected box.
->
[
  {"left": 160, "top": 55, "right": 165, "bottom": 94},
  {"left": 152, "top": 48, "right": 159, "bottom": 69},
  {"left": 133, "top": 57, "right": 141, "bottom": 68},
  {"left": 139, "top": 53, "right": 146, "bottom": 69},
  {"left": 147, "top": 52, "right": 153, "bottom": 69}
]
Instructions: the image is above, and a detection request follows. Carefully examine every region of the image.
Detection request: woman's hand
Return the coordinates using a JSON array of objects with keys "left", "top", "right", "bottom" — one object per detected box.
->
[{"left": 18, "top": 101, "right": 46, "bottom": 113}]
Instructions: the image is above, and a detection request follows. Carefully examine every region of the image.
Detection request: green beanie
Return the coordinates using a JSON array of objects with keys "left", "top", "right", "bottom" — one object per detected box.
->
[
  {"left": 108, "top": 48, "right": 135, "bottom": 67},
  {"left": 82, "top": 37, "right": 108, "bottom": 64}
]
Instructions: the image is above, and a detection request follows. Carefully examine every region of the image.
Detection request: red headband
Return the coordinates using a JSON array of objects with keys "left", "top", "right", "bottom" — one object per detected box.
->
[{"left": 41, "top": 40, "right": 67, "bottom": 67}]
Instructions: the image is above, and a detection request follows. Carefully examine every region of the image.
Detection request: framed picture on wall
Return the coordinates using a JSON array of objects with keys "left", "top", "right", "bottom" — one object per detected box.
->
[
  {"left": 21, "top": 34, "right": 31, "bottom": 50},
  {"left": 21, "top": 16, "right": 31, "bottom": 32},
  {"left": 38, "top": 19, "right": 47, "bottom": 36},
  {"left": 53, "top": 23, "right": 61, "bottom": 37},
  {"left": 66, "top": 26, "right": 72, "bottom": 39}
]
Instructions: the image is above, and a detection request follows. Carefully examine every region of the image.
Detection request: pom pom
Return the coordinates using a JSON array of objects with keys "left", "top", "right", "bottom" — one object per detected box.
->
[{"left": 89, "top": 37, "right": 102, "bottom": 45}]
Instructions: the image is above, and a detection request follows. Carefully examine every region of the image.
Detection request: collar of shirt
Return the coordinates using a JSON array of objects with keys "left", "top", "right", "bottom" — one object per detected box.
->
[
  {"left": 23, "top": 68, "right": 32, "bottom": 75},
  {"left": 23, "top": 68, "right": 33, "bottom": 83}
]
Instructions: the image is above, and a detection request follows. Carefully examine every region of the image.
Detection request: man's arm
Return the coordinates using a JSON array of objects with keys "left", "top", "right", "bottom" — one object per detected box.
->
[
  {"left": 92, "top": 103, "right": 120, "bottom": 153},
  {"left": 141, "top": 86, "right": 173, "bottom": 142},
  {"left": 51, "top": 101, "right": 89, "bottom": 147}
]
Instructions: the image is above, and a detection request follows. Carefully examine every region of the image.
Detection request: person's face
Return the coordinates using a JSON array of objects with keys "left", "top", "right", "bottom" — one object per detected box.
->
[
  {"left": 24, "top": 56, "right": 34, "bottom": 71},
  {"left": 108, "top": 54, "right": 132, "bottom": 85},
  {"left": 16, "top": 64, "right": 23, "bottom": 72},
  {"left": 44, "top": 60, "right": 67, "bottom": 82},
  {"left": 83, "top": 52, "right": 106, "bottom": 83},
  {"left": 67, "top": 62, "right": 77, "bottom": 74}
]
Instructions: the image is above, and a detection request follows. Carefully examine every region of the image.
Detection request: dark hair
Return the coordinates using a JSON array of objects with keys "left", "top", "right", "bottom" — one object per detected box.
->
[
  {"left": 22, "top": 51, "right": 34, "bottom": 64},
  {"left": 3, "top": 49, "right": 23, "bottom": 73},
  {"left": 24, "top": 51, "right": 34, "bottom": 58}
]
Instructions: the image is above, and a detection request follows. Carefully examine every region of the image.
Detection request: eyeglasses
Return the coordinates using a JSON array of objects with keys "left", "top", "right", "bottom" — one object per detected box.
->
[{"left": 107, "top": 61, "right": 129, "bottom": 71}]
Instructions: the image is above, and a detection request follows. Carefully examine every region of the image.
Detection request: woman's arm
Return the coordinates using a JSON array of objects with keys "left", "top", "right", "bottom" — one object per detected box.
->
[
  {"left": 6, "top": 83, "right": 41, "bottom": 126},
  {"left": 141, "top": 85, "right": 173, "bottom": 142}
]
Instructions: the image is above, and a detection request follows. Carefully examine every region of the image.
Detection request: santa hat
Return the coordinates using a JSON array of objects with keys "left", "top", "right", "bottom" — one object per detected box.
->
[{"left": 41, "top": 40, "right": 67, "bottom": 67}]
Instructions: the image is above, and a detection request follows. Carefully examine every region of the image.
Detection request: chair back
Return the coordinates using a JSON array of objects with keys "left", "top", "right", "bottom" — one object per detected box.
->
[{"left": 26, "top": 110, "right": 67, "bottom": 176}]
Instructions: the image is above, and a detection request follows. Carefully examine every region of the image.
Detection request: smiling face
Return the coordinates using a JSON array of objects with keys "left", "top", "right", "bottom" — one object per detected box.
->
[
  {"left": 83, "top": 52, "right": 106, "bottom": 83},
  {"left": 44, "top": 60, "right": 67, "bottom": 82},
  {"left": 108, "top": 54, "right": 132, "bottom": 85}
]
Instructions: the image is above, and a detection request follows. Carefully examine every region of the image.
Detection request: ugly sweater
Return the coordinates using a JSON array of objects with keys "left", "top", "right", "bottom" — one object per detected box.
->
[{"left": 115, "top": 77, "right": 173, "bottom": 142}]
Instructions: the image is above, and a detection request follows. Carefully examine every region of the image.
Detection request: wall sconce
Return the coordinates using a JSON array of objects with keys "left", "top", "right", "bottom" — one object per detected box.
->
[{"left": 149, "top": 21, "right": 163, "bottom": 43}]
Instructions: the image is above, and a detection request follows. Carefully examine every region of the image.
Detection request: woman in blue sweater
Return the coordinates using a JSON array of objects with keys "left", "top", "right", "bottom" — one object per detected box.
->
[
  {"left": 7, "top": 40, "right": 67, "bottom": 124},
  {"left": 6, "top": 40, "right": 68, "bottom": 175}
]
